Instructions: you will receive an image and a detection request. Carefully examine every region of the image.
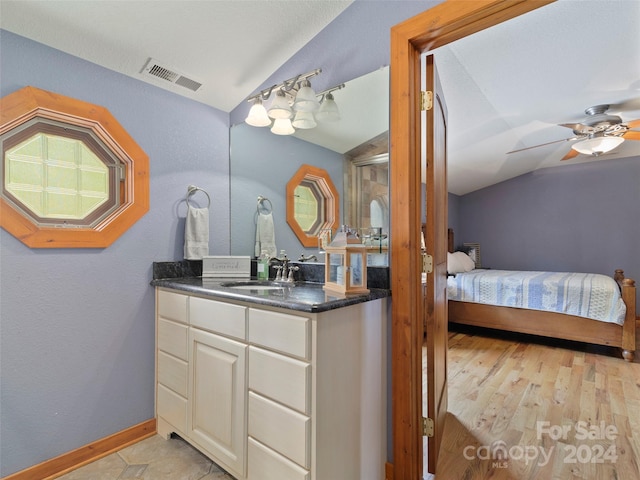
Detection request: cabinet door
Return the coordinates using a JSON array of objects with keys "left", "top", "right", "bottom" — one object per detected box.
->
[{"left": 189, "top": 328, "right": 247, "bottom": 478}]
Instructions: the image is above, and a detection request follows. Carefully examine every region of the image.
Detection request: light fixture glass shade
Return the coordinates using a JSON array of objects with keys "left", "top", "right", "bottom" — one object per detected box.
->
[
  {"left": 293, "top": 80, "right": 320, "bottom": 112},
  {"left": 271, "top": 118, "right": 295, "bottom": 135},
  {"left": 316, "top": 93, "right": 340, "bottom": 122},
  {"left": 245, "top": 98, "right": 271, "bottom": 127},
  {"left": 571, "top": 136, "right": 624, "bottom": 155},
  {"left": 268, "top": 90, "right": 293, "bottom": 119},
  {"left": 292, "top": 110, "right": 317, "bottom": 129}
]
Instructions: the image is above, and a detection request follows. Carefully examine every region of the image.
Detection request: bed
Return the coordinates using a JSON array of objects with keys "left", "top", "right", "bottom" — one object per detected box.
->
[{"left": 446, "top": 230, "right": 636, "bottom": 362}]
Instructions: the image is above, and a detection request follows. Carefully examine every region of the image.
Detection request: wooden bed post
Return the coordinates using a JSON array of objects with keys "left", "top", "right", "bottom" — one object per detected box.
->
[{"left": 616, "top": 270, "right": 636, "bottom": 362}]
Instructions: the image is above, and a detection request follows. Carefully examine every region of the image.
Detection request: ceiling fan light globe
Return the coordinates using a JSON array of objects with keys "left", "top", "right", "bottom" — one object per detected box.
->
[{"left": 571, "top": 136, "right": 624, "bottom": 155}]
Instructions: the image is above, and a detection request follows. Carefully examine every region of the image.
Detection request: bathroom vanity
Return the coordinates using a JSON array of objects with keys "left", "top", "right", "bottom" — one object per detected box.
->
[{"left": 152, "top": 277, "right": 389, "bottom": 480}]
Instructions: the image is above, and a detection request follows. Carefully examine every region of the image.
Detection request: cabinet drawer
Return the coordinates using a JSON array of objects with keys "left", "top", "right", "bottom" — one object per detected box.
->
[
  {"left": 190, "top": 296, "right": 246, "bottom": 340},
  {"left": 157, "top": 384, "right": 187, "bottom": 434},
  {"left": 157, "top": 351, "right": 187, "bottom": 397},
  {"left": 249, "top": 347, "right": 310, "bottom": 414},
  {"left": 158, "top": 318, "right": 188, "bottom": 361},
  {"left": 249, "top": 392, "right": 310, "bottom": 468},
  {"left": 248, "top": 438, "right": 310, "bottom": 480},
  {"left": 157, "top": 290, "right": 187, "bottom": 324},
  {"left": 248, "top": 308, "right": 310, "bottom": 359}
]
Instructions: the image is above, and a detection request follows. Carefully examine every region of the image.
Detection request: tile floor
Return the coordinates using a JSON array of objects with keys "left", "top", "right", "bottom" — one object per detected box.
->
[{"left": 56, "top": 434, "right": 236, "bottom": 480}]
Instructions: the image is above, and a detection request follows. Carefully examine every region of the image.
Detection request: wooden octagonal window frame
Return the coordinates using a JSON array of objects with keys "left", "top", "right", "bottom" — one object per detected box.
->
[
  {"left": 0, "top": 86, "right": 149, "bottom": 248},
  {"left": 286, "top": 164, "right": 339, "bottom": 248}
]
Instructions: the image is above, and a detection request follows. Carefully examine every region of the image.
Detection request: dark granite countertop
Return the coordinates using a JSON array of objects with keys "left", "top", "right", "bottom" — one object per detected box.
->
[{"left": 151, "top": 276, "right": 390, "bottom": 313}]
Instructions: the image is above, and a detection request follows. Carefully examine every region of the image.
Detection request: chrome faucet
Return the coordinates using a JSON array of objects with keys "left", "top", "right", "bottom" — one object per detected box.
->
[
  {"left": 270, "top": 252, "right": 294, "bottom": 282},
  {"left": 297, "top": 254, "right": 317, "bottom": 262}
]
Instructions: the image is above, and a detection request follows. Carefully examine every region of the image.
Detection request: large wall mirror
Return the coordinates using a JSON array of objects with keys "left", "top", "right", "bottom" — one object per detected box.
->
[
  {"left": 0, "top": 86, "right": 149, "bottom": 248},
  {"left": 230, "top": 67, "right": 389, "bottom": 259}
]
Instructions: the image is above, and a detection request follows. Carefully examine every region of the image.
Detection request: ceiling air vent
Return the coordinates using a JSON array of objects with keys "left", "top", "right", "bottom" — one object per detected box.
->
[{"left": 141, "top": 58, "right": 202, "bottom": 92}]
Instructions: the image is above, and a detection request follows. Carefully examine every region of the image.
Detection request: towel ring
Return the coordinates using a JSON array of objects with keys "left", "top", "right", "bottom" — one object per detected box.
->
[
  {"left": 257, "top": 195, "right": 272, "bottom": 214},
  {"left": 186, "top": 185, "right": 211, "bottom": 208}
]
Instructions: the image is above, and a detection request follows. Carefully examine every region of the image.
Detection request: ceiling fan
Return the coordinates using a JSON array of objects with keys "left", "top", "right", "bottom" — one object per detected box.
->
[{"left": 508, "top": 103, "right": 640, "bottom": 160}]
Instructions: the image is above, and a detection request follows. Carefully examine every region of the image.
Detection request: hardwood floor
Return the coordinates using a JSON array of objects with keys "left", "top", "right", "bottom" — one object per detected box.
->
[{"left": 428, "top": 325, "right": 640, "bottom": 479}]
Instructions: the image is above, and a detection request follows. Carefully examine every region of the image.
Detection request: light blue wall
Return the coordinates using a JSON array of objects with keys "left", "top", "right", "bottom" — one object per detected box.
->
[
  {"left": 0, "top": 30, "right": 230, "bottom": 476},
  {"left": 1, "top": 1, "right": 440, "bottom": 475},
  {"left": 230, "top": 0, "right": 441, "bottom": 125},
  {"left": 230, "top": 124, "right": 344, "bottom": 257},
  {"left": 454, "top": 157, "right": 640, "bottom": 309}
]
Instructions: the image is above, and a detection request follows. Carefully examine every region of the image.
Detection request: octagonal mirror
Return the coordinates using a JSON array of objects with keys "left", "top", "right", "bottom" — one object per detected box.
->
[{"left": 286, "top": 164, "right": 339, "bottom": 247}]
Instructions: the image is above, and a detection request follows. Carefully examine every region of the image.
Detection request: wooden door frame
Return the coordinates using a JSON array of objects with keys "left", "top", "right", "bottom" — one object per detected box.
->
[{"left": 389, "top": 1, "right": 556, "bottom": 478}]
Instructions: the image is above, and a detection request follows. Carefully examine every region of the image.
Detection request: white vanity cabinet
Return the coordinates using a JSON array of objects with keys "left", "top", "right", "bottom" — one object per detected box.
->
[
  {"left": 155, "top": 287, "right": 387, "bottom": 480},
  {"left": 156, "top": 291, "right": 247, "bottom": 479}
]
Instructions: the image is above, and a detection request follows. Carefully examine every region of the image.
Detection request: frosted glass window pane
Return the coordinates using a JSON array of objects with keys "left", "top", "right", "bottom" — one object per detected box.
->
[
  {"left": 46, "top": 135, "right": 76, "bottom": 162},
  {"left": 47, "top": 164, "right": 78, "bottom": 190},
  {"left": 294, "top": 184, "right": 318, "bottom": 231},
  {"left": 5, "top": 133, "right": 109, "bottom": 220},
  {"left": 46, "top": 191, "right": 79, "bottom": 218},
  {"left": 7, "top": 158, "right": 43, "bottom": 186},
  {"left": 81, "top": 169, "right": 108, "bottom": 193}
]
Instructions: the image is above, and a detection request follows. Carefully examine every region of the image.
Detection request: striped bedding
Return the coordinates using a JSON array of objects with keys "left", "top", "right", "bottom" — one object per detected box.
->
[{"left": 447, "top": 270, "right": 626, "bottom": 325}]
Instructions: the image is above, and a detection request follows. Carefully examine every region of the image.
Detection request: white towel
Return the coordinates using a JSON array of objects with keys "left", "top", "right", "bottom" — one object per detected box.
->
[
  {"left": 184, "top": 206, "right": 209, "bottom": 260},
  {"left": 255, "top": 212, "right": 277, "bottom": 258}
]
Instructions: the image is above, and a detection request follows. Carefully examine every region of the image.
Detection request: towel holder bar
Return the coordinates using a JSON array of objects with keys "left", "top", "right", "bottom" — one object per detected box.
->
[
  {"left": 186, "top": 185, "right": 211, "bottom": 208},
  {"left": 257, "top": 195, "right": 272, "bottom": 214}
]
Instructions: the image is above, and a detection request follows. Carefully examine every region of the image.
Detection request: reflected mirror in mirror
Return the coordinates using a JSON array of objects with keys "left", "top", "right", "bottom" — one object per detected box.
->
[{"left": 287, "top": 164, "right": 339, "bottom": 248}]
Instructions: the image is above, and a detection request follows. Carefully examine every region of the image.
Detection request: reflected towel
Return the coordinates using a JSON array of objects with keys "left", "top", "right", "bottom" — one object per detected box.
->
[
  {"left": 184, "top": 206, "right": 209, "bottom": 260},
  {"left": 255, "top": 212, "right": 277, "bottom": 258}
]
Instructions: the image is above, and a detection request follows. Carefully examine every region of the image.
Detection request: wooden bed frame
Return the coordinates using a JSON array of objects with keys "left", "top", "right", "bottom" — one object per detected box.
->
[{"left": 446, "top": 230, "right": 637, "bottom": 362}]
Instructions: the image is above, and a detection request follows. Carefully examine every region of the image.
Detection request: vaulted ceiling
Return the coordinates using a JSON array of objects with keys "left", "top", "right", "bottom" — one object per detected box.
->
[{"left": 2, "top": 0, "right": 638, "bottom": 195}]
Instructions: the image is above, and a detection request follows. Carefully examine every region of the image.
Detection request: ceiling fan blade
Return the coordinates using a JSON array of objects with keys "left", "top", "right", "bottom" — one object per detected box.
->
[
  {"left": 506, "top": 136, "right": 579, "bottom": 154},
  {"left": 558, "top": 122, "right": 584, "bottom": 130},
  {"left": 610, "top": 97, "right": 640, "bottom": 112},
  {"left": 561, "top": 148, "right": 580, "bottom": 161},
  {"left": 558, "top": 122, "right": 594, "bottom": 134},
  {"left": 625, "top": 118, "right": 640, "bottom": 129},
  {"left": 623, "top": 130, "right": 640, "bottom": 140}
]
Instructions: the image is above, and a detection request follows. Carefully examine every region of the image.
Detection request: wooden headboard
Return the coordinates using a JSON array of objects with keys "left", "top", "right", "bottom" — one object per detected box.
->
[{"left": 421, "top": 225, "right": 455, "bottom": 253}]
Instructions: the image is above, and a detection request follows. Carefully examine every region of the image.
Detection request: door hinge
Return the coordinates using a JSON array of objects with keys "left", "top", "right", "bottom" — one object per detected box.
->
[
  {"left": 423, "top": 417, "right": 434, "bottom": 437},
  {"left": 420, "top": 90, "right": 433, "bottom": 111},
  {"left": 422, "top": 253, "right": 433, "bottom": 274}
]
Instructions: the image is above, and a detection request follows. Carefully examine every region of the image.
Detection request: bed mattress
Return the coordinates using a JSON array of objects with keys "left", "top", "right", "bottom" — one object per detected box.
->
[{"left": 447, "top": 270, "right": 626, "bottom": 325}]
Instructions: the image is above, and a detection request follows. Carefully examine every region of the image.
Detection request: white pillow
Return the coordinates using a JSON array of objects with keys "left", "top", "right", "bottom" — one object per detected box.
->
[
  {"left": 448, "top": 251, "right": 475, "bottom": 274},
  {"left": 447, "top": 252, "right": 462, "bottom": 274}
]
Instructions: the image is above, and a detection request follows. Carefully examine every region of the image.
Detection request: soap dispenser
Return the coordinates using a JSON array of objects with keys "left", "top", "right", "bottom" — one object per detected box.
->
[{"left": 257, "top": 250, "right": 270, "bottom": 280}]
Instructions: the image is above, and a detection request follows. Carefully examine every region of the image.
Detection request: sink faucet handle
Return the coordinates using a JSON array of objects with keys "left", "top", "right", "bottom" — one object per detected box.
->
[
  {"left": 287, "top": 265, "right": 299, "bottom": 282},
  {"left": 274, "top": 265, "right": 284, "bottom": 281}
]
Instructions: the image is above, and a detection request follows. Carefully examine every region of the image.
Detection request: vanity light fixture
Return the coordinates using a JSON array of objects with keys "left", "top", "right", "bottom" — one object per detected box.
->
[
  {"left": 245, "top": 97, "right": 272, "bottom": 127},
  {"left": 267, "top": 90, "right": 293, "bottom": 119},
  {"left": 271, "top": 118, "right": 295, "bottom": 135},
  {"left": 293, "top": 79, "right": 321, "bottom": 112},
  {"left": 292, "top": 110, "right": 317, "bottom": 129},
  {"left": 245, "top": 68, "right": 344, "bottom": 135},
  {"left": 571, "top": 134, "right": 624, "bottom": 156},
  {"left": 315, "top": 92, "right": 340, "bottom": 122}
]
